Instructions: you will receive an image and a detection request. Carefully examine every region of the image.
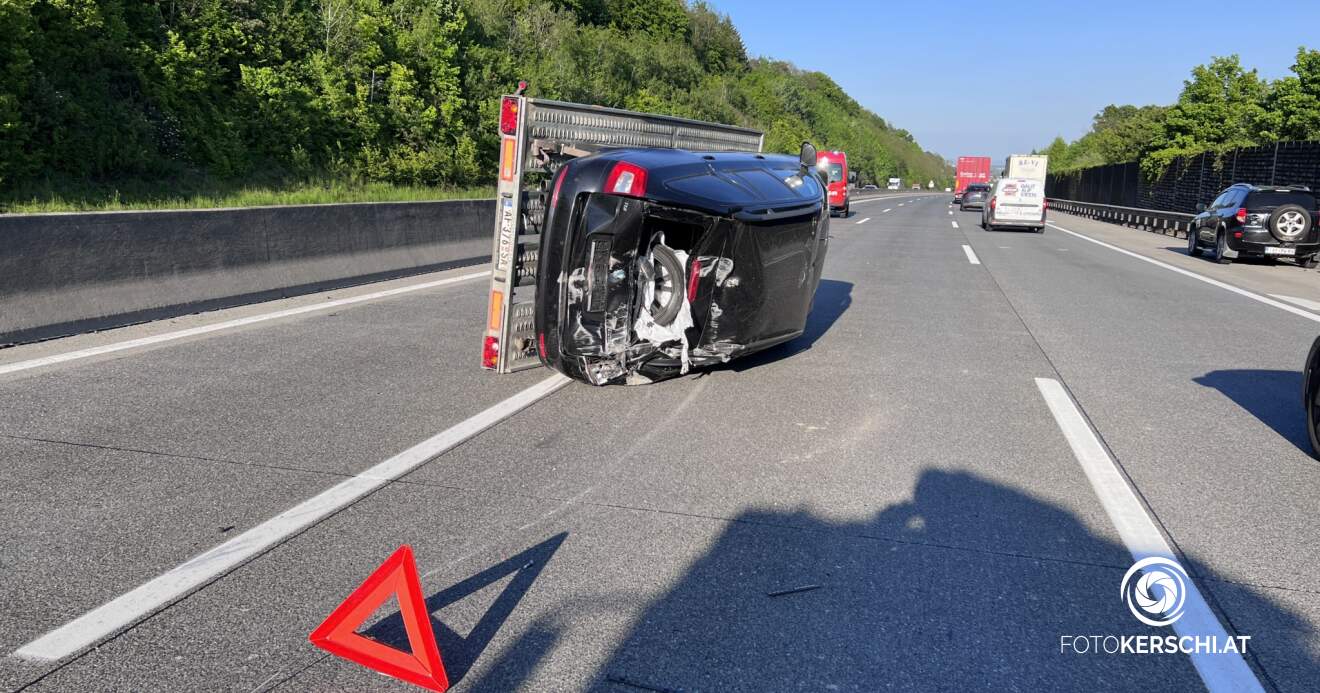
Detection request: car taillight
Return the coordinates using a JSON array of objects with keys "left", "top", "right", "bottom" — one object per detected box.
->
[
  {"left": 550, "top": 164, "right": 568, "bottom": 209},
  {"left": 500, "top": 97, "right": 519, "bottom": 135},
  {"left": 604, "top": 161, "right": 648, "bottom": 198},
  {"left": 1043, "top": 199, "right": 1049, "bottom": 211},
  {"left": 482, "top": 335, "right": 499, "bottom": 369},
  {"left": 538, "top": 332, "right": 547, "bottom": 358},
  {"left": 1235, "top": 207, "right": 1247, "bottom": 223},
  {"left": 687, "top": 257, "right": 702, "bottom": 300},
  {"left": 990, "top": 197, "right": 996, "bottom": 211}
]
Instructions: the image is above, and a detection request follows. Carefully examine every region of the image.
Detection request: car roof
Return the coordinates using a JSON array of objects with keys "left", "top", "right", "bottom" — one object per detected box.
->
[{"left": 1228, "top": 182, "right": 1313, "bottom": 193}]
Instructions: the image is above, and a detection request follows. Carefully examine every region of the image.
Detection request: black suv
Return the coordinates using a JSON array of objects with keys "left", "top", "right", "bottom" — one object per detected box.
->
[
  {"left": 959, "top": 183, "right": 991, "bottom": 211},
  {"left": 1188, "top": 184, "right": 1320, "bottom": 266}
]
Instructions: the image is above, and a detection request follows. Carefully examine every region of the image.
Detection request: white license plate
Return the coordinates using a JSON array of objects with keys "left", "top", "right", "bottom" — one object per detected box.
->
[{"left": 1265, "top": 247, "right": 1296, "bottom": 256}]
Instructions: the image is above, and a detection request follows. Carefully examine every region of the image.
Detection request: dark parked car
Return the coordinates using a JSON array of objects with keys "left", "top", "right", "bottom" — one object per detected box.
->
[
  {"left": 959, "top": 183, "right": 991, "bottom": 211},
  {"left": 535, "top": 144, "right": 831, "bottom": 385},
  {"left": 1189, "top": 184, "right": 1320, "bottom": 266}
]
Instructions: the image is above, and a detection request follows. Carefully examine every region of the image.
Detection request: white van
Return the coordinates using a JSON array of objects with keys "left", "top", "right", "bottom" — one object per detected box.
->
[{"left": 981, "top": 177, "right": 1046, "bottom": 232}]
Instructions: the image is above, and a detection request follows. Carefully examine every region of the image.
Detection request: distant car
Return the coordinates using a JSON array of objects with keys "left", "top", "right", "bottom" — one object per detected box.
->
[
  {"left": 817, "top": 150, "right": 849, "bottom": 216},
  {"left": 911, "top": 184, "right": 920, "bottom": 190},
  {"left": 959, "top": 183, "right": 991, "bottom": 211},
  {"left": 535, "top": 144, "right": 830, "bottom": 385},
  {"left": 944, "top": 187, "right": 952, "bottom": 192},
  {"left": 862, "top": 184, "right": 878, "bottom": 190},
  {"left": 981, "top": 178, "right": 1045, "bottom": 233},
  {"left": 1188, "top": 184, "right": 1319, "bottom": 267}
]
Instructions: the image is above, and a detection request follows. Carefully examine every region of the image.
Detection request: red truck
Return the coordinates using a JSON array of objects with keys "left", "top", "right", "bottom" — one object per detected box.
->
[
  {"left": 817, "top": 150, "right": 849, "bottom": 216},
  {"left": 953, "top": 156, "right": 991, "bottom": 204}
]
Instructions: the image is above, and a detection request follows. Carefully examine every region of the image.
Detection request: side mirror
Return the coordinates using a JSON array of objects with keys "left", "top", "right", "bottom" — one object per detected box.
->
[
  {"left": 1195, "top": 202, "right": 1206, "bottom": 212},
  {"left": 799, "top": 142, "right": 817, "bottom": 170}
]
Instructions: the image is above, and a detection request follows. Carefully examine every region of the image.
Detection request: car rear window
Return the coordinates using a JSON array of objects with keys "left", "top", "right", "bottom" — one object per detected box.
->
[
  {"left": 966, "top": 185, "right": 989, "bottom": 192},
  {"left": 1247, "top": 190, "right": 1317, "bottom": 209}
]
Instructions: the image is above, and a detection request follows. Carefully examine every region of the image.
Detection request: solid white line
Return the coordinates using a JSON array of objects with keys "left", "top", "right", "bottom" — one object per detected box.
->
[
  {"left": 12, "top": 372, "right": 571, "bottom": 662},
  {"left": 855, "top": 217, "right": 871, "bottom": 225},
  {"left": 962, "top": 245, "right": 980, "bottom": 265},
  {"left": 0, "top": 271, "right": 491, "bottom": 376},
  {"left": 1034, "top": 378, "right": 1263, "bottom": 693},
  {"left": 1268, "top": 293, "right": 1320, "bottom": 312},
  {"left": 951, "top": 220, "right": 959, "bottom": 229},
  {"left": 1048, "top": 223, "right": 1320, "bottom": 325}
]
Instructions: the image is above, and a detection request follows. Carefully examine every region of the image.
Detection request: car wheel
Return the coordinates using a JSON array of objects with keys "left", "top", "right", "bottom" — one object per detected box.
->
[
  {"left": 1213, "top": 227, "right": 1232, "bottom": 264},
  {"left": 1036, "top": 226, "right": 1045, "bottom": 234},
  {"left": 1269, "top": 203, "right": 1312, "bottom": 242},
  {"left": 647, "top": 243, "right": 685, "bottom": 326},
  {"left": 1187, "top": 228, "right": 1202, "bottom": 256},
  {"left": 1305, "top": 336, "right": 1320, "bottom": 459},
  {"left": 844, "top": 201, "right": 850, "bottom": 217}
]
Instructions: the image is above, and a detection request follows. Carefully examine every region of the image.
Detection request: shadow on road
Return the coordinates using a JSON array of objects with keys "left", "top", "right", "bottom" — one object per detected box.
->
[
  {"left": 1194, "top": 369, "right": 1311, "bottom": 456},
  {"left": 363, "top": 533, "right": 567, "bottom": 686},
  {"left": 720, "top": 278, "right": 852, "bottom": 373},
  {"left": 570, "top": 470, "right": 1316, "bottom": 691}
]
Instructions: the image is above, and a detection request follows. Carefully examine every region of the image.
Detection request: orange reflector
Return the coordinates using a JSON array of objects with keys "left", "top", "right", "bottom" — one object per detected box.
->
[
  {"left": 500, "top": 138, "right": 516, "bottom": 181},
  {"left": 488, "top": 290, "right": 504, "bottom": 331}
]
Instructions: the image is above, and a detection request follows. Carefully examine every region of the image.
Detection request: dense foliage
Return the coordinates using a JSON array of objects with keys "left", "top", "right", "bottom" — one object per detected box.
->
[
  {"left": 0, "top": 0, "right": 948, "bottom": 204},
  {"left": 1039, "top": 50, "right": 1320, "bottom": 177}
]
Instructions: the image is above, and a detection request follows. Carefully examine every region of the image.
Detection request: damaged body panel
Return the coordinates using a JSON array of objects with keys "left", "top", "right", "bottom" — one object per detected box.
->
[{"left": 535, "top": 148, "right": 829, "bottom": 385}]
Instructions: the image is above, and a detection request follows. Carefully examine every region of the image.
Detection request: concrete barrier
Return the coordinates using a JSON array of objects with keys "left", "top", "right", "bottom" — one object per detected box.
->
[{"left": 0, "top": 198, "right": 495, "bottom": 345}]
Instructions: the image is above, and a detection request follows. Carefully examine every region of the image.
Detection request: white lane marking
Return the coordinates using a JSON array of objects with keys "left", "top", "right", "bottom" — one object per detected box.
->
[
  {"left": 1268, "top": 293, "right": 1320, "bottom": 312},
  {"left": 998, "top": 246, "right": 1011, "bottom": 249},
  {"left": 1048, "top": 223, "right": 1320, "bottom": 325},
  {"left": 12, "top": 372, "right": 571, "bottom": 662},
  {"left": 948, "top": 210, "right": 953, "bottom": 215},
  {"left": 882, "top": 208, "right": 892, "bottom": 213},
  {"left": 855, "top": 217, "right": 871, "bottom": 225},
  {"left": 898, "top": 203, "right": 905, "bottom": 207},
  {"left": 0, "top": 271, "right": 491, "bottom": 377},
  {"left": 962, "top": 245, "right": 980, "bottom": 265},
  {"left": 1034, "top": 378, "right": 1263, "bottom": 693},
  {"left": 951, "top": 221, "right": 959, "bottom": 229},
  {"left": 1057, "top": 248, "right": 1069, "bottom": 252}
]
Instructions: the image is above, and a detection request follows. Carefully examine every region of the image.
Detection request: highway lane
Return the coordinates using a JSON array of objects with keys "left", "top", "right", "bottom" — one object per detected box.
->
[{"left": 1, "top": 193, "right": 1312, "bottom": 691}]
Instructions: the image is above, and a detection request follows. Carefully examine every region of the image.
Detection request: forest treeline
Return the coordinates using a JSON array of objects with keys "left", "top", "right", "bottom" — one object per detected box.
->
[
  {"left": 0, "top": 0, "right": 950, "bottom": 207},
  {"left": 1040, "top": 50, "right": 1320, "bottom": 177}
]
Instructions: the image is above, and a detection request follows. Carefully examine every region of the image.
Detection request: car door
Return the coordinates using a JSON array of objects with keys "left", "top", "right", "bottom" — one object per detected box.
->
[{"left": 1200, "top": 190, "right": 1230, "bottom": 241}]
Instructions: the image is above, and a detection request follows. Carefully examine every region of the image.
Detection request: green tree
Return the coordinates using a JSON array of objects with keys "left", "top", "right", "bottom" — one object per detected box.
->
[
  {"left": 1144, "top": 55, "right": 1270, "bottom": 175},
  {"left": 1265, "top": 47, "right": 1320, "bottom": 141}
]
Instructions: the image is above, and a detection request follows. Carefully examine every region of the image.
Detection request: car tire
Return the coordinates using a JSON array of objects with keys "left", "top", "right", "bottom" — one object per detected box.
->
[
  {"left": 647, "top": 243, "right": 685, "bottom": 327},
  {"left": 844, "top": 201, "right": 850, "bottom": 217},
  {"left": 1305, "top": 336, "right": 1320, "bottom": 459},
  {"left": 1268, "top": 203, "right": 1312, "bottom": 242},
  {"left": 1035, "top": 226, "right": 1045, "bottom": 234},
  {"left": 1213, "top": 228, "right": 1232, "bottom": 264},
  {"left": 1187, "top": 229, "right": 1202, "bottom": 257}
]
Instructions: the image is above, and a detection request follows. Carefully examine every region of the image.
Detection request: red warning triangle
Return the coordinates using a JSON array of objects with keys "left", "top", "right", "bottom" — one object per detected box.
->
[{"left": 309, "top": 545, "right": 449, "bottom": 692}]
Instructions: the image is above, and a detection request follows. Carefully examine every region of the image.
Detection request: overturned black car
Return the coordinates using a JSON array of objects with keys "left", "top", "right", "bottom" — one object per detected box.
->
[{"left": 535, "top": 144, "right": 830, "bottom": 385}]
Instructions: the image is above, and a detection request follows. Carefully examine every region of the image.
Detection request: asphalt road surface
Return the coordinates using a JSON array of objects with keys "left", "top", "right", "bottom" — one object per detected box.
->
[{"left": 3, "top": 194, "right": 1318, "bottom": 692}]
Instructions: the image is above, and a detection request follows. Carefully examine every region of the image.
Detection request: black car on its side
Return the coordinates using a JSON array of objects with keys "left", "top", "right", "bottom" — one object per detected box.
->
[
  {"left": 959, "top": 183, "right": 991, "bottom": 211},
  {"left": 1188, "top": 184, "right": 1320, "bottom": 266},
  {"left": 534, "top": 144, "right": 831, "bottom": 385}
]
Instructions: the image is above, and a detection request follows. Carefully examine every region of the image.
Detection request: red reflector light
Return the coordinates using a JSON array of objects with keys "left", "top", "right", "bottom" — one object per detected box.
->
[
  {"left": 482, "top": 336, "right": 499, "bottom": 369},
  {"left": 687, "top": 257, "right": 702, "bottom": 300},
  {"left": 1235, "top": 207, "right": 1247, "bottom": 223},
  {"left": 500, "top": 97, "right": 519, "bottom": 135},
  {"left": 1234, "top": 231, "right": 1243, "bottom": 239},
  {"left": 1043, "top": 199, "right": 1049, "bottom": 211},
  {"left": 604, "top": 162, "right": 648, "bottom": 198},
  {"left": 538, "top": 332, "right": 547, "bottom": 358}
]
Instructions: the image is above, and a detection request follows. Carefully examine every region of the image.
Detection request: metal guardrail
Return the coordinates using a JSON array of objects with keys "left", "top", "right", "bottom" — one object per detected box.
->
[{"left": 1047, "top": 199, "right": 1196, "bottom": 239}]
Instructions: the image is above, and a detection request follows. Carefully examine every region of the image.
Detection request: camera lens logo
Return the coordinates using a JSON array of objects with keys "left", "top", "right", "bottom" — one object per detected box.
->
[{"left": 1121, "top": 557, "right": 1189, "bottom": 627}]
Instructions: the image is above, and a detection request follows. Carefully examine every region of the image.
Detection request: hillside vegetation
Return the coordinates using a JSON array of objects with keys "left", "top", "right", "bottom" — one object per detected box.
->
[
  {"left": 0, "top": 0, "right": 949, "bottom": 211},
  {"left": 1040, "top": 50, "right": 1320, "bottom": 176}
]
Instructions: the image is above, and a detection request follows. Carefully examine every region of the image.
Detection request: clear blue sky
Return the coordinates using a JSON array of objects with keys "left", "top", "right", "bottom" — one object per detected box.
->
[{"left": 706, "top": 0, "right": 1320, "bottom": 163}]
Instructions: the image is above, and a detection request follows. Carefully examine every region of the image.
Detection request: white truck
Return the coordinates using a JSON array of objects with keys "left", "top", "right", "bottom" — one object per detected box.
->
[
  {"left": 887, "top": 177, "right": 901, "bottom": 190},
  {"left": 983, "top": 155, "right": 1049, "bottom": 233}
]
